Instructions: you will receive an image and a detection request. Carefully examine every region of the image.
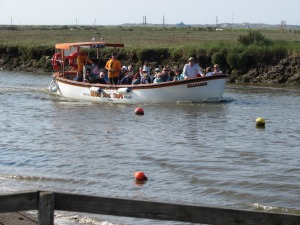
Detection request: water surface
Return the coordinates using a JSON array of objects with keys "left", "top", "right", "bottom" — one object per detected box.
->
[{"left": 0, "top": 71, "right": 299, "bottom": 224}]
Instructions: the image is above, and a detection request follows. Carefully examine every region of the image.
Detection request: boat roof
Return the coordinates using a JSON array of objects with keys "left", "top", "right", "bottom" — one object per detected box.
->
[{"left": 55, "top": 42, "right": 124, "bottom": 50}]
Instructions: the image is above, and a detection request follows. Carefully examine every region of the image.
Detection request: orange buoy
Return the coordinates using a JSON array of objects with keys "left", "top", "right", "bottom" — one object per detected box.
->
[
  {"left": 134, "top": 107, "right": 144, "bottom": 115},
  {"left": 134, "top": 171, "right": 148, "bottom": 181}
]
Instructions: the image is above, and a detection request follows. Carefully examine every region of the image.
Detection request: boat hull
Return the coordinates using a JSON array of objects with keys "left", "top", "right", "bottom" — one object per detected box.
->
[{"left": 50, "top": 73, "right": 228, "bottom": 104}]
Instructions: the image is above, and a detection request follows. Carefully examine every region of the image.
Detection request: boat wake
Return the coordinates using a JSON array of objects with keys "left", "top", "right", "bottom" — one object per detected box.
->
[{"left": 176, "top": 96, "right": 234, "bottom": 105}]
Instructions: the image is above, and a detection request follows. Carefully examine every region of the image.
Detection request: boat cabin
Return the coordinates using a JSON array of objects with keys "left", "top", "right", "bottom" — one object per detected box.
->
[{"left": 51, "top": 42, "right": 124, "bottom": 80}]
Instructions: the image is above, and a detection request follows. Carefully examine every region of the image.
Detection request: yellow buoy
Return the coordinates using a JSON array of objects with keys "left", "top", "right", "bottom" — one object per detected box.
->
[{"left": 255, "top": 117, "right": 265, "bottom": 127}]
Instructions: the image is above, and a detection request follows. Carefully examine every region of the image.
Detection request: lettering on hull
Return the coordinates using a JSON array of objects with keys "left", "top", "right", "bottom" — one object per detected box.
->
[
  {"left": 187, "top": 82, "right": 207, "bottom": 88},
  {"left": 84, "top": 92, "right": 132, "bottom": 100}
]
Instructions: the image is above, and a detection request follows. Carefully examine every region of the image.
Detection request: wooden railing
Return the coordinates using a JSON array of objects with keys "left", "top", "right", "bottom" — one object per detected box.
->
[{"left": 0, "top": 191, "right": 299, "bottom": 225}]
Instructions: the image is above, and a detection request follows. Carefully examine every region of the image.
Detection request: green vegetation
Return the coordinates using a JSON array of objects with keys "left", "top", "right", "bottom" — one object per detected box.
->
[{"left": 0, "top": 25, "right": 300, "bottom": 73}]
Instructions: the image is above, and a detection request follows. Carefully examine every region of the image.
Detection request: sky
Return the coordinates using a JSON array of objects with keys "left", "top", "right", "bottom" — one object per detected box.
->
[{"left": 0, "top": 0, "right": 299, "bottom": 26}]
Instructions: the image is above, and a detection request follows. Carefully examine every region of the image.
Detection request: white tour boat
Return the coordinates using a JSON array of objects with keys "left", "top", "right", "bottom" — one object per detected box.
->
[{"left": 49, "top": 42, "right": 228, "bottom": 104}]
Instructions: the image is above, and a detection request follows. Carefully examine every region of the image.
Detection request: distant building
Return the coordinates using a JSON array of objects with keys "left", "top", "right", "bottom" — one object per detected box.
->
[{"left": 176, "top": 22, "right": 186, "bottom": 27}]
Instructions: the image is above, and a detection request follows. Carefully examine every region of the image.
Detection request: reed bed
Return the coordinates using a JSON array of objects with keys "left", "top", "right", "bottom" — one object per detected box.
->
[{"left": 0, "top": 25, "right": 299, "bottom": 72}]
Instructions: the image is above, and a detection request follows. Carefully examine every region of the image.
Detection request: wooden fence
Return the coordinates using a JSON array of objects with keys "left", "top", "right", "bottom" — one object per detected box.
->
[{"left": 0, "top": 191, "right": 299, "bottom": 225}]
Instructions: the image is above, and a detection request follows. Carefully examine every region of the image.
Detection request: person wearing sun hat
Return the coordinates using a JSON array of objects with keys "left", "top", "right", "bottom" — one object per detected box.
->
[
  {"left": 140, "top": 67, "right": 151, "bottom": 84},
  {"left": 182, "top": 57, "right": 204, "bottom": 79},
  {"left": 153, "top": 67, "right": 161, "bottom": 82}
]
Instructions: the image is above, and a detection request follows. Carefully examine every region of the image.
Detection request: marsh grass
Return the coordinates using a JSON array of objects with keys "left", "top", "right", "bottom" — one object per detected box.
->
[
  {"left": 0, "top": 25, "right": 299, "bottom": 46},
  {"left": 0, "top": 25, "right": 300, "bottom": 71}
]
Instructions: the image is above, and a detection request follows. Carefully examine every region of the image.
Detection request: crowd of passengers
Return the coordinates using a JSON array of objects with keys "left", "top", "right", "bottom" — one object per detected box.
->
[{"left": 73, "top": 51, "right": 223, "bottom": 85}]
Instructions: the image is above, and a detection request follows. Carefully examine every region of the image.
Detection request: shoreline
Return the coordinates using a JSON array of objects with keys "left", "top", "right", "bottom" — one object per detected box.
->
[{"left": 1, "top": 55, "right": 300, "bottom": 86}]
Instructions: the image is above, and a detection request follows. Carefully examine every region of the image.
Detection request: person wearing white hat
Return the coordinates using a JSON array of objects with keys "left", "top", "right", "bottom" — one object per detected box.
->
[
  {"left": 182, "top": 57, "right": 204, "bottom": 79},
  {"left": 153, "top": 68, "right": 161, "bottom": 82},
  {"left": 90, "top": 71, "right": 107, "bottom": 84},
  {"left": 143, "top": 60, "right": 151, "bottom": 77},
  {"left": 118, "top": 65, "right": 128, "bottom": 83}
]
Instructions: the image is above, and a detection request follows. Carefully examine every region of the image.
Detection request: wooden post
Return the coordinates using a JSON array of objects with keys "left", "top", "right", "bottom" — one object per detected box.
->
[{"left": 38, "top": 192, "right": 54, "bottom": 225}]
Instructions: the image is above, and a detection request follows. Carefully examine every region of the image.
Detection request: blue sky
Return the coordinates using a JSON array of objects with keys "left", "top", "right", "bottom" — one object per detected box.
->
[{"left": 0, "top": 0, "right": 299, "bottom": 26}]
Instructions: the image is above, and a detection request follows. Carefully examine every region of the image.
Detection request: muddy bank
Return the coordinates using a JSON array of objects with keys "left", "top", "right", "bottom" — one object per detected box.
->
[{"left": 228, "top": 56, "right": 300, "bottom": 86}]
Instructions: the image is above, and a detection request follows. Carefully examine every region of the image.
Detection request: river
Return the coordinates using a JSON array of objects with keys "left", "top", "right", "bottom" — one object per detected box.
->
[{"left": 0, "top": 71, "right": 299, "bottom": 225}]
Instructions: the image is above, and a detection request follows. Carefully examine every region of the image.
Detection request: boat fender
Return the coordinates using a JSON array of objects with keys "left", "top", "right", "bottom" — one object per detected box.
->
[
  {"left": 117, "top": 88, "right": 131, "bottom": 94},
  {"left": 90, "top": 87, "right": 102, "bottom": 93},
  {"left": 49, "top": 79, "right": 59, "bottom": 92}
]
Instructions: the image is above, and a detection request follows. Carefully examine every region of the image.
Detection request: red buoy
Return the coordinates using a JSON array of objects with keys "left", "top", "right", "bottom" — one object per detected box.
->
[
  {"left": 134, "top": 107, "right": 144, "bottom": 115},
  {"left": 134, "top": 171, "right": 148, "bottom": 181}
]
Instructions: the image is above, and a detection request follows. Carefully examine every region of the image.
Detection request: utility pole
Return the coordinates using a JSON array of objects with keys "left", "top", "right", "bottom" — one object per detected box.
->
[
  {"left": 231, "top": 12, "right": 233, "bottom": 31},
  {"left": 93, "top": 18, "right": 96, "bottom": 30},
  {"left": 10, "top": 17, "right": 14, "bottom": 30},
  {"left": 281, "top": 20, "right": 286, "bottom": 32},
  {"left": 142, "top": 16, "right": 147, "bottom": 27}
]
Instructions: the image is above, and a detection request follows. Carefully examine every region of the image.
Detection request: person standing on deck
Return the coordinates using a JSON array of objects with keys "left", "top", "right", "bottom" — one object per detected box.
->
[
  {"left": 105, "top": 52, "right": 122, "bottom": 85},
  {"left": 77, "top": 50, "right": 93, "bottom": 75}
]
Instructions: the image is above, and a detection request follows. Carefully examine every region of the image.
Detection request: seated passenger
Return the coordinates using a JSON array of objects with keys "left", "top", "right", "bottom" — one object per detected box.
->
[
  {"left": 143, "top": 60, "right": 151, "bottom": 77},
  {"left": 153, "top": 68, "right": 161, "bottom": 82},
  {"left": 121, "top": 73, "right": 134, "bottom": 85},
  {"left": 173, "top": 69, "right": 184, "bottom": 81},
  {"left": 119, "top": 66, "right": 128, "bottom": 84},
  {"left": 154, "top": 67, "right": 170, "bottom": 82},
  {"left": 83, "top": 68, "right": 92, "bottom": 82},
  {"left": 168, "top": 70, "right": 176, "bottom": 81},
  {"left": 92, "top": 66, "right": 100, "bottom": 76},
  {"left": 205, "top": 67, "right": 213, "bottom": 77},
  {"left": 90, "top": 72, "right": 107, "bottom": 84},
  {"left": 127, "top": 65, "right": 134, "bottom": 76},
  {"left": 153, "top": 76, "right": 163, "bottom": 83},
  {"left": 213, "top": 64, "right": 223, "bottom": 75},
  {"left": 132, "top": 67, "right": 142, "bottom": 84},
  {"left": 73, "top": 72, "right": 83, "bottom": 82},
  {"left": 140, "top": 68, "right": 151, "bottom": 84}
]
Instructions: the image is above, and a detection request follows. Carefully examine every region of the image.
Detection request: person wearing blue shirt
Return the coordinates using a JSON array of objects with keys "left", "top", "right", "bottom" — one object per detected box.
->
[
  {"left": 121, "top": 73, "right": 134, "bottom": 84},
  {"left": 73, "top": 73, "right": 83, "bottom": 82}
]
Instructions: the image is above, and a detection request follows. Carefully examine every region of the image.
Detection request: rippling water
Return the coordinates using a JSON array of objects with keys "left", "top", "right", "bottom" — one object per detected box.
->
[{"left": 0, "top": 71, "right": 300, "bottom": 225}]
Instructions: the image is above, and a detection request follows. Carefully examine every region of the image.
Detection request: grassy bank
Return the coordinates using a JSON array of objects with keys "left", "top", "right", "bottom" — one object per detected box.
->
[{"left": 0, "top": 25, "right": 300, "bottom": 75}]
